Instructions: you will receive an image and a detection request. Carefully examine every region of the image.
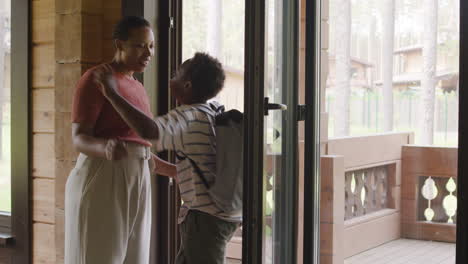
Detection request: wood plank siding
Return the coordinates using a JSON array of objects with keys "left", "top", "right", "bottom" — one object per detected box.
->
[{"left": 31, "top": 0, "right": 121, "bottom": 263}]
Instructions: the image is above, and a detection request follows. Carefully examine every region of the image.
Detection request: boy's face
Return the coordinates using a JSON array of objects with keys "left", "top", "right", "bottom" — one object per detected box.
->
[{"left": 170, "top": 65, "right": 193, "bottom": 104}]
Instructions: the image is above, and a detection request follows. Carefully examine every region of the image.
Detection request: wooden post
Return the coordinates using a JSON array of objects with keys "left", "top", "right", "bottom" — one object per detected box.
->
[
  {"left": 320, "top": 155, "right": 344, "bottom": 264},
  {"left": 53, "top": 0, "right": 120, "bottom": 262},
  {"left": 401, "top": 145, "right": 458, "bottom": 242}
]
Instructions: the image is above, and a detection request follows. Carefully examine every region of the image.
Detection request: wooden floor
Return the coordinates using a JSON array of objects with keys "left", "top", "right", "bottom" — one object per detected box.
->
[
  {"left": 345, "top": 239, "right": 455, "bottom": 264},
  {"left": 227, "top": 239, "right": 455, "bottom": 264},
  {"left": 0, "top": 248, "right": 11, "bottom": 264}
]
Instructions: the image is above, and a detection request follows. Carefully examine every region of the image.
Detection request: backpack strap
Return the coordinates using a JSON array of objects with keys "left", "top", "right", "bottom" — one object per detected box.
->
[
  {"left": 175, "top": 152, "right": 210, "bottom": 189},
  {"left": 193, "top": 102, "right": 225, "bottom": 117},
  {"left": 208, "top": 101, "right": 225, "bottom": 114}
]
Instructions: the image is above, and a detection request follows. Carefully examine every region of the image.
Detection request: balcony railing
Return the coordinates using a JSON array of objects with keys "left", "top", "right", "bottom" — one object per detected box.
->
[
  {"left": 226, "top": 132, "right": 458, "bottom": 263},
  {"left": 320, "top": 133, "right": 457, "bottom": 263},
  {"left": 401, "top": 145, "right": 458, "bottom": 243},
  {"left": 345, "top": 165, "right": 390, "bottom": 220}
]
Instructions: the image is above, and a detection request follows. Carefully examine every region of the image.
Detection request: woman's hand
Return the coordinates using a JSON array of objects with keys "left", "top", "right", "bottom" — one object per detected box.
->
[
  {"left": 149, "top": 155, "right": 156, "bottom": 173},
  {"left": 94, "top": 64, "right": 118, "bottom": 98},
  {"left": 104, "top": 139, "right": 128, "bottom": 160}
]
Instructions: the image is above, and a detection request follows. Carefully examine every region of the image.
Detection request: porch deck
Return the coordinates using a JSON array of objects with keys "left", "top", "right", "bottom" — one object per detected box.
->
[
  {"left": 344, "top": 239, "right": 455, "bottom": 264},
  {"left": 226, "top": 134, "right": 458, "bottom": 264},
  {"left": 227, "top": 239, "right": 455, "bottom": 264}
]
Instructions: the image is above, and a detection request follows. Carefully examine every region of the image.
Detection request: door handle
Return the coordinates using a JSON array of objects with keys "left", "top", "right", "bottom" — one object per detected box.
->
[{"left": 264, "top": 97, "right": 287, "bottom": 115}]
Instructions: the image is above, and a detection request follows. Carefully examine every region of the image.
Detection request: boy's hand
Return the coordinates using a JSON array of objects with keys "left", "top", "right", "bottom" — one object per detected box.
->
[
  {"left": 151, "top": 154, "right": 178, "bottom": 180},
  {"left": 94, "top": 64, "right": 118, "bottom": 98},
  {"left": 105, "top": 139, "right": 127, "bottom": 160}
]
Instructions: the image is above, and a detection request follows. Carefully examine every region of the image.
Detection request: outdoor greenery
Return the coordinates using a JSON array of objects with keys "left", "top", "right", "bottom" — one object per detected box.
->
[{"left": 329, "top": 0, "right": 459, "bottom": 145}]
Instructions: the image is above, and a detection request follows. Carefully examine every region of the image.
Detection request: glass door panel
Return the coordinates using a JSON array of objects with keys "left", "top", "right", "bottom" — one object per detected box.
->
[
  {"left": 181, "top": 1, "right": 246, "bottom": 262},
  {"left": 182, "top": 0, "right": 299, "bottom": 263},
  {"left": 309, "top": 0, "right": 461, "bottom": 263},
  {"left": 261, "top": 0, "right": 299, "bottom": 263}
]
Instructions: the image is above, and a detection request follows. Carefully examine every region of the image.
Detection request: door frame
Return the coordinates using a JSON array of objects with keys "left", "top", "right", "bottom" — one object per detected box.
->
[
  {"left": 243, "top": 0, "right": 299, "bottom": 262},
  {"left": 303, "top": 0, "right": 321, "bottom": 263},
  {"left": 10, "top": 0, "right": 32, "bottom": 263},
  {"left": 456, "top": 1, "right": 468, "bottom": 263},
  {"left": 242, "top": 0, "right": 266, "bottom": 262},
  {"left": 301, "top": 0, "right": 468, "bottom": 263}
]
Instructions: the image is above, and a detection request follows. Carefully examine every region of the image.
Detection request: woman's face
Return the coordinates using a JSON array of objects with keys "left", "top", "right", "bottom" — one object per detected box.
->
[{"left": 117, "top": 26, "right": 155, "bottom": 73}]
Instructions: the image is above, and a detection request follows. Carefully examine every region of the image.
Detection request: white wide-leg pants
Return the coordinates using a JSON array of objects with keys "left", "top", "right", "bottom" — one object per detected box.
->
[{"left": 65, "top": 143, "right": 152, "bottom": 264}]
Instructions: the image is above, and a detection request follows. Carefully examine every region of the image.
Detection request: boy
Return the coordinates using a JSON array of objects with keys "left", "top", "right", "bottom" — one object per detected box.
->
[{"left": 94, "top": 52, "right": 241, "bottom": 263}]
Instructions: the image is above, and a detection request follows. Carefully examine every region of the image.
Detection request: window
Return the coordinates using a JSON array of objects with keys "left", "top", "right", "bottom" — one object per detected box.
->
[
  {"left": 321, "top": 0, "right": 460, "bottom": 263},
  {"left": 0, "top": 0, "right": 31, "bottom": 260},
  {"left": 0, "top": 0, "right": 11, "bottom": 232},
  {"left": 182, "top": 0, "right": 245, "bottom": 112}
]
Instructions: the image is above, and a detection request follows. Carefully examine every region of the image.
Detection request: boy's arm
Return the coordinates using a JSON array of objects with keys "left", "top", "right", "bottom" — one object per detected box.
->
[
  {"left": 93, "top": 65, "right": 160, "bottom": 140},
  {"left": 151, "top": 153, "right": 177, "bottom": 179},
  {"left": 107, "top": 91, "right": 160, "bottom": 140}
]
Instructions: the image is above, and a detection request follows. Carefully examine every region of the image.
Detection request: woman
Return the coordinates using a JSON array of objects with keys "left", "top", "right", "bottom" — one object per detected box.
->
[{"left": 65, "top": 16, "right": 175, "bottom": 264}]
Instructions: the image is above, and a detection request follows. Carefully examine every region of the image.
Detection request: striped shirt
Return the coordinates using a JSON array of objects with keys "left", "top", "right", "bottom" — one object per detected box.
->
[{"left": 154, "top": 103, "right": 242, "bottom": 224}]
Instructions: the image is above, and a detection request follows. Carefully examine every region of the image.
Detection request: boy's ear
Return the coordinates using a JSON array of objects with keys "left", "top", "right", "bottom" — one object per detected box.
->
[{"left": 183, "top": 81, "right": 192, "bottom": 91}]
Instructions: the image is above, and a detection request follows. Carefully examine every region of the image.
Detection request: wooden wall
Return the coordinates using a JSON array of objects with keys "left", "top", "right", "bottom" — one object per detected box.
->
[
  {"left": 31, "top": 0, "right": 121, "bottom": 263},
  {"left": 32, "top": 0, "right": 57, "bottom": 263}
]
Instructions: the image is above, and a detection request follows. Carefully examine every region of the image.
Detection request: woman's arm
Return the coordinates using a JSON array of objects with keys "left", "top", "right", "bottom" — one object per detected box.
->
[
  {"left": 151, "top": 153, "right": 177, "bottom": 179},
  {"left": 72, "top": 123, "right": 127, "bottom": 160},
  {"left": 93, "top": 65, "right": 160, "bottom": 140}
]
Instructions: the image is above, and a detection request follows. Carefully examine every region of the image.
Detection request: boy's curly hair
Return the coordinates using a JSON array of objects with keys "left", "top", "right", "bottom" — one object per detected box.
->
[{"left": 182, "top": 52, "right": 226, "bottom": 102}]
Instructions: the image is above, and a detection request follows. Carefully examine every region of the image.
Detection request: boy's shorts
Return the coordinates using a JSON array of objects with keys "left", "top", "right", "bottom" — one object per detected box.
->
[{"left": 176, "top": 210, "right": 240, "bottom": 264}]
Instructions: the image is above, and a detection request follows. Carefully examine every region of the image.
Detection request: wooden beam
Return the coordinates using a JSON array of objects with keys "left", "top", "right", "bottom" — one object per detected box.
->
[
  {"left": 32, "top": 14, "right": 54, "bottom": 44},
  {"left": 32, "top": 89, "right": 55, "bottom": 133},
  {"left": 402, "top": 146, "right": 458, "bottom": 176},
  {"left": 32, "top": 0, "right": 55, "bottom": 20},
  {"left": 56, "top": 13, "right": 103, "bottom": 64},
  {"left": 344, "top": 211, "right": 400, "bottom": 258},
  {"left": 32, "top": 179, "right": 55, "bottom": 224},
  {"left": 320, "top": 156, "right": 345, "bottom": 264},
  {"left": 32, "top": 44, "right": 55, "bottom": 88},
  {"left": 55, "top": 62, "right": 95, "bottom": 112},
  {"left": 56, "top": 0, "right": 103, "bottom": 15},
  {"left": 32, "top": 133, "right": 55, "bottom": 178},
  {"left": 55, "top": 208, "right": 65, "bottom": 264},
  {"left": 327, "top": 132, "right": 412, "bottom": 169},
  {"left": 53, "top": 1, "right": 121, "bottom": 263},
  {"left": 55, "top": 112, "right": 79, "bottom": 161},
  {"left": 32, "top": 223, "right": 55, "bottom": 264}
]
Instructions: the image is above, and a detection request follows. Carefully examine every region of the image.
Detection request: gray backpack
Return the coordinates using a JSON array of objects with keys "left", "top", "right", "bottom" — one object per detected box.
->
[{"left": 181, "top": 104, "right": 244, "bottom": 214}]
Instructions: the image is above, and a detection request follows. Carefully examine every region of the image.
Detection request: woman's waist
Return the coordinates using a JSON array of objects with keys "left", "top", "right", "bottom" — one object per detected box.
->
[
  {"left": 76, "top": 141, "right": 151, "bottom": 163},
  {"left": 94, "top": 130, "right": 152, "bottom": 147},
  {"left": 93, "top": 122, "right": 150, "bottom": 144}
]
